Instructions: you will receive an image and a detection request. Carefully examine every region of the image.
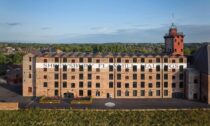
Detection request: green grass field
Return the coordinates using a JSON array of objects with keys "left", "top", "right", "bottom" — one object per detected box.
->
[{"left": 0, "top": 109, "right": 210, "bottom": 126}]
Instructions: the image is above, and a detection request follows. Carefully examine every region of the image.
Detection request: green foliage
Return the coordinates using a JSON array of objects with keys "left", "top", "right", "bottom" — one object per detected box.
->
[
  {"left": 0, "top": 52, "right": 24, "bottom": 65},
  {"left": 0, "top": 109, "right": 209, "bottom": 125}
]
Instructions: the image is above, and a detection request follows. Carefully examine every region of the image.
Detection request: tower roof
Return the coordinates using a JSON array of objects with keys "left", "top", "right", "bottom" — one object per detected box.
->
[{"left": 170, "top": 23, "right": 177, "bottom": 29}]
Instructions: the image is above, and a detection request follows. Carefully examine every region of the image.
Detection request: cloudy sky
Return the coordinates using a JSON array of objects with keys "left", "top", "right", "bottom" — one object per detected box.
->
[{"left": 0, "top": 0, "right": 210, "bottom": 43}]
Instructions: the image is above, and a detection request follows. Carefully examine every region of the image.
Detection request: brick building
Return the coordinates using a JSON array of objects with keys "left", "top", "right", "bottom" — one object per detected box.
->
[{"left": 22, "top": 24, "right": 187, "bottom": 99}]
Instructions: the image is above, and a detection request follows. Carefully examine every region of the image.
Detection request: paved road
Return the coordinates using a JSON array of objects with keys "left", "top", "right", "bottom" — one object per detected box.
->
[{"left": 0, "top": 84, "right": 210, "bottom": 109}]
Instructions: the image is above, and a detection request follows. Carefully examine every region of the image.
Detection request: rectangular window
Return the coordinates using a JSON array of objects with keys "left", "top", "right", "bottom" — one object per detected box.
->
[
  {"left": 79, "top": 82, "right": 83, "bottom": 88},
  {"left": 63, "top": 73, "right": 67, "bottom": 80},
  {"left": 96, "top": 59, "right": 100, "bottom": 63},
  {"left": 29, "top": 65, "right": 31, "bottom": 70},
  {"left": 148, "top": 91, "right": 153, "bottom": 96},
  {"left": 79, "top": 90, "right": 83, "bottom": 96},
  {"left": 29, "top": 73, "right": 31, "bottom": 78},
  {"left": 125, "top": 68, "right": 129, "bottom": 72},
  {"left": 54, "top": 81, "right": 58, "bottom": 88},
  {"left": 43, "top": 82, "right": 48, "bottom": 87},
  {"left": 141, "top": 82, "right": 145, "bottom": 88},
  {"left": 79, "top": 58, "right": 83, "bottom": 63},
  {"left": 156, "top": 90, "right": 160, "bottom": 96},
  {"left": 179, "top": 74, "right": 183, "bottom": 80},
  {"left": 117, "top": 90, "right": 121, "bottom": 96},
  {"left": 87, "top": 90, "right": 92, "bottom": 96},
  {"left": 88, "top": 65, "right": 92, "bottom": 72},
  {"left": 63, "top": 58, "right": 67, "bottom": 63},
  {"left": 109, "top": 58, "right": 113, "bottom": 63},
  {"left": 28, "top": 87, "right": 32, "bottom": 93},
  {"left": 133, "top": 58, "right": 137, "bottom": 63},
  {"left": 133, "top": 82, "right": 137, "bottom": 88},
  {"left": 141, "top": 58, "right": 145, "bottom": 63},
  {"left": 96, "top": 68, "right": 100, "bottom": 72},
  {"left": 44, "top": 68, "right": 47, "bottom": 72},
  {"left": 125, "top": 90, "right": 129, "bottom": 96},
  {"left": 164, "top": 82, "right": 168, "bottom": 88},
  {"left": 88, "top": 82, "right": 92, "bottom": 88},
  {"left": 71, "top": 68, "right": 75, "bottom": 72},
  {"left": 54, "top": 65, "right": 59, "bottom": 71},
  {"left": 141, "top": 65, "right": 145, "bottom": 72},
  {"left": 109, "top": 74, "right": 113, "bottom": 80},
  {"left": 164, "top": 90, "right": 168, "bottom": 96},
  {"left": 55, "top": 57, "right": 59, "bottom": 63},
  {"left": 133, "top": 65, "right": 137, "bottom": 72},
  {"left": 109, "top": 82, "right": 113, "bottom": 88},
  {"left": 96, "top": 91, "right": 100, "bottom": 96},
  {"left": 44, "top": 59, "right": 47, "bottom": 63},
  {"left": 140, "top": 90, "right": 145, "bottom": 96},
  {"left": 54, "top": 90, "right": 58, "bottom": 96},
  {"left": 96, "top": 83, "right": 100, "bottom": 88},
  {"left": 156, "top": 74, "right": 160, "bottom": 80},
  {"left": 88, "top": 58, "right": 92, "bottom": 63},
  {"left": 179, "top": 58, "right": 183, "bottom": 63},
  {"left": 29, "top": 57, "right": 32, "bottom": 62},
  {"left": 125, "top": 83, "right": 129, "bottom": 88},
  {"left": 156, "top": 65, "right": 160, "bottom": 72},
  {"left": 63, "top": 65, "right": 67, "bottom": 71},
  {"left": 156, "top": 82, "right": 160, "bottom": 88},
  {"left": 156, "top": 58, "right": 160, "bottom": 63},
  {"left": 79, "top": 65, "right": 83, "bottom": 71},
  {"left": 117, "top": 74, "right": 121, "bottom": 80},
  {"left": 79, "top": 74, "right": 83, "bottom": 80},
  {"left": 63, "top": 82, "right": 67, "bottom": 88},
  {"left": 164, "top": 58, "right": 168, "bottom": 63},
  {"left": 117, "top": 65, "right": 121, "bottom": 72},
  {"left": 88, "top": 74, "right": 92, "bottom": 80},
  {"left": 133, "top": 90, "right": 137, "bottom": 96},
  {"left": 179, "top": 82, "right": 183, "bottom": 88},
  {"left": 117, "top": 82, "right": 121, "bottom": 88},
  {"left": 164, "top": 65, "right": 168, "bottom": 71},
  {"left": 172, "top": 83, "right": 176, "bottom": 88},
  {"left": 109, "top": 65, "right": 113, "bottom": 72},
  {"left": 148, "top": 83, "right": 153, "bottom": 88},
  {"left": 71, "top": 83, "right": 75, "bottom": 88},
  {"left": 44, "top": 75, "right": 47, "bottom": 79},
  {"left": 133, "top": 74, "right": 137, "bottom": 80},
  {"left": 54, "top": 74, "right": 59, "bottom": 80},
  {"left": 179, "top": 65, "right": 184, "bottom": 72},
  {"left": 141, "top": 74, "right": 145, "bottom": 80},
  {"left": 164, "top": 74, "right": 168, "bottom": 80},
  {"left": 71, "top": 59, "right": 75, "bottom": 63},
  {"left": 117, "top": 58, "right": 121, "bottom": 63}
]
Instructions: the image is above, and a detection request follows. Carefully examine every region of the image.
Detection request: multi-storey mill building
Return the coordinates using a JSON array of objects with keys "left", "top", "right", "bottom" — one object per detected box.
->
[{"left": 23, "top": 24, "right": 187, "bottom": 99}]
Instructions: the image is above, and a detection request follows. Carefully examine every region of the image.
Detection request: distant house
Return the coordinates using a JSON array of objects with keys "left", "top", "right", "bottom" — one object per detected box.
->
[{"left": 5, "top": 65, "right": 22, "bottom": 85}]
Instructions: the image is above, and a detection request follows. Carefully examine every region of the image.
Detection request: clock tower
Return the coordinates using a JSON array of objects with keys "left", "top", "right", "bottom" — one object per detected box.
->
[{"left": 164, "top": 23, "right": 184, "bottom": 55}]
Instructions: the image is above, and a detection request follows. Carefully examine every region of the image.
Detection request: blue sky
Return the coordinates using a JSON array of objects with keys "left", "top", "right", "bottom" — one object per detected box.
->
[{"left": 0, "top": 0, "right": 210, "bottom": 43}]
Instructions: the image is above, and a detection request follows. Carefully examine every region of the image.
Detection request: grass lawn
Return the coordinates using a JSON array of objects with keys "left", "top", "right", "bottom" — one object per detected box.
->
[{"left": 0, "top": 109, "right": 210, "bottom": 125}]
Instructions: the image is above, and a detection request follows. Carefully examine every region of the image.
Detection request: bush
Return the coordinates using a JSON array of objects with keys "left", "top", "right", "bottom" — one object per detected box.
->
[
  {"left": 39, "top": 97, "right": 61, "bottom": 104},
  {"left": 71, "top": 97, "right": 92, "bottom": 105}
]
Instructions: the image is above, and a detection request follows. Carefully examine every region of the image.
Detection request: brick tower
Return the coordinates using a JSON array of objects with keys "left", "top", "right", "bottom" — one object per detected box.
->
[{"left": 164, "top": 23, "right": 184, "bottom": 55}]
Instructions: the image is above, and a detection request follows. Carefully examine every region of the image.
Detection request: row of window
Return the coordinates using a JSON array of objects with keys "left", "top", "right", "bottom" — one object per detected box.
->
[
  {"left": 116, "top": 90, "right": 169, "bottom": 97},
  {"left": 40, "top": 57, "right": 184, "bottom": 63},
  {"left": 43, "top": 81, "right": 184, "bottom": 89},
  {"left": 51, "top": 73, "right": 184, "bottom": 80},
  {"left": 53, "top": 90, "right": 169, "bottom": 97}
]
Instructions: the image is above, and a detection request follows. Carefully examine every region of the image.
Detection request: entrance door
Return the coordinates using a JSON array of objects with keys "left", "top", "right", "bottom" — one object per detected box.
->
[
  {"left": 54, "top": 90, "right": 59, "bottom": 96},
  {"left": 107, "top": 93, "right": 110, "bottom": 98}
]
